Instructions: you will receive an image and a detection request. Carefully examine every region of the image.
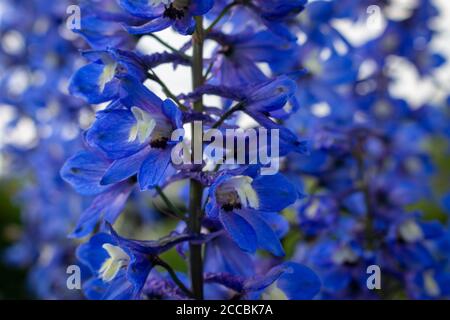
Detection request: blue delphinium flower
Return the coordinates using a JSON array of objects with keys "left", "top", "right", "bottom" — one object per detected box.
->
[
  {"left": 211, "top": 0, "right": 307, "bottom": 40},
  {"left": 72, "top": 2, "right": 137, "bottom": 50},
  {"left": 206, "top": 29, "right": 295, "bottom": 86},
  {"left": 69, "top": 49, "right": 190, "bottom": 104},
  {"left": 204, "top": 262, "right": 321, "bottom": 299},
  {"left": 119, "top": 0, "right": 214, "bottom": 35},
  {"left": 205, "top": 167, "right": 297, "bottom": 255},
  {"left": 298, "top": 195, "right": 339, "bottom": 237},
  {"left": 185, "top": 74, "right": 308, "bottom": 154},
  {"left": 60, "top": 150, "right": 135, "bottom": 238},
  {"left": 85, "top": 78, "right": 183, "bottom": 190},
  {"left": 77, "top": 224, "right": 194, "bottom": 299}
]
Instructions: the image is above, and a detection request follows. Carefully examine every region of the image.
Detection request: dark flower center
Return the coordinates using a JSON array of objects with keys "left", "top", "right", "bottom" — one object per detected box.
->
[
  {"left": 221, "top": 202, "right": 242, "bottom": 212},
  {"left": 217, "top": 189, "right": 243, "bottom": 212},
  {"left": 163, "top": 4, "right": 185, "bottom": 20},
  {"left": 115, "top": 63, "right": 127, "bottom": 76},
  {"left": 150, "top": 137, "right": 169, "bottom": 149},
  {"left": 219, "top": 45, "right": 234, "bottom": 57}
]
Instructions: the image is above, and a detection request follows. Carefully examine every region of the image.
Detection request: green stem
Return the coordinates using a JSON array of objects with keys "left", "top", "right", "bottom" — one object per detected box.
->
[
  {"left": 148, "top": 33, "right": 192, "bottom": 61},
  {"left": 203, "top": 59, "right": 215, "bottom": 82},
  {"left": 155, "top": 258, "right": 196, "bottom": 299},
  {"left": 155, "top": 186, "right": 186, "bottom": 220},
  {"left": 189, "top": 16, "right": 205, "bottom": 300},
  {"left": 211, "top": 102, "right": 244, "bottom": 129}
]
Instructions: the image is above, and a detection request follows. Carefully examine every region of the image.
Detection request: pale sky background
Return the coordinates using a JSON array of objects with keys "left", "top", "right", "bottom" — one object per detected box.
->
[{"left": 1, "top": 0, "right": 450, "bottom": 173}]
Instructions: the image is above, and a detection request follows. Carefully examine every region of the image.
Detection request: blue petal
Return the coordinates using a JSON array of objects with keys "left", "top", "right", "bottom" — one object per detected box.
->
[
  {"left": 60, "top": 151, "right": 111, "bottom": 196},
  {"left": 237, "top": 209, "right": 285, "bottom": 256},
  {"left": 190, "top": 0, "right": 214, "bottom": 15},
  {"left": 118, "top": 0, "right": 164, "bottom": 19},
  {"left": 138, "top": 148, "right": 172, "bottom": 190},
  {"left": 173, "top": 15, "right": 196, "bottom": 35},
  {"left": 259, "top": 211, "right": 290, "bottom": 238},
  {"left": 219, "top": 211, "right": 258, "bottom": 253},
  {"left": 76, "top": 233, "right": 115, "bottom": 273},
  {"left": 235, "top": 31, "right": 295, "bottom": 63},
  {"left": 322, "top": 269, "right": 351, "bottom": 292},
  {"left": 244, "top": 264, "right": 287, "bottom": 292},
  {"left": 82, "top": 274, "right": 138, "bottom": 300},
  {"left": 82, "top": 277, "right": 109, "bottom": 300},
  {"left": 74, "top": 14, "right": 129, "bottom": 50},
  {"left": 252, "top": 174, "right": 298, "bottom": 211},
  {"left": 69, "top": 62, "right": 119, "bottom": 104},
  {"left": 123, "top": 17, "right": 172, "bottom": 35},
  {"left": 162, "top": 99, "right": 183, "bottom": 129},
  {"left": 213, "top": 56, "right": 268, "bottom": 86},
  {"left": 101, "top": 146, "right": 151, "bottom": 185},
  {"left": 119, "top": 75, "right": 163, "bottom": 114},
  {"left": 205, "top": 235, "right": 255, "bottom": 277},
  {"left": 247, "top": 76, "right": 297, "bottom": 113},
  {"left": 101, "top": 272, "right": 137, "bottom": 300},
  {"left": 70, "top": 183, "right": 133, "bottom": 238},
  {"left": 247, "top": 111, "right": 308, "bottom": 155},
  {"left": 127, "top": 254, "right": 153, "bottom": 292},
  {"left": 276, "top": 262, "right": 321, "bottom": 300},
  {"left": 263, "top": 21, "right": 297, "bottom": 41},
  {"left": 86, "top": 109, "right": 145, "bottom": 160}
]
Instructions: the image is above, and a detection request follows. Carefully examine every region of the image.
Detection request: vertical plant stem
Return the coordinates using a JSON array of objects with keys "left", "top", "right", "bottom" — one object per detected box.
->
[{"left": 189, "top": 16, "right": 205, "bottom": 300}]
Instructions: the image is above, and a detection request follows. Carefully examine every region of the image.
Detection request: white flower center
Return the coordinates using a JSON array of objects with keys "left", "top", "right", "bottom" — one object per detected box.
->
[
  {"left": 99, "top": 244, "right": 130, "bottom": 282},
  {"left": 424, "top": 271, "right": 440, "bottom": 297},
  {"left": 303, "top": 53, "right": 323, "bottom": 76},
  {"left": 332, "top": 246, "right": 358, "bottom": 265},
  {"left": 128, "top": 107, "right": 172, "bottom": 146},
  {"left": 149, "top": 0, "right": 189, "bottom": 10},
  {"left": 305, "top": 199, "right": 320, "bottom": 219},
  {"left": 98, "top": 62, "right": 117, "bottom": 93},
  {"left": 399, "top": 220, "right": 423, "bottom": 243},
  {"left": 129, "top": 107, "right": 157, "bottom": 143},
  {"left": 149, "top": 0, "right": 174, "bottom": 7},
  {"left": 217, "top": 176, "right": 260, "bottom": 210},
  {"left": 262, "top": 283, "right": 288, "bottom": 300}
]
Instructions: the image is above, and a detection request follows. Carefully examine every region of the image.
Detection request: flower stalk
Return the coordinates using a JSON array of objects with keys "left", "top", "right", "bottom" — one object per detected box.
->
[{"left": 189, "top": 16, "right": 205, "bottom": 300}]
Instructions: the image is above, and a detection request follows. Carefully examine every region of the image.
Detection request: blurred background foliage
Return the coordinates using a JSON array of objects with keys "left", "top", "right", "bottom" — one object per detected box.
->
[{"left": 0, "top": 180, "right": 29, "bottom": 299}]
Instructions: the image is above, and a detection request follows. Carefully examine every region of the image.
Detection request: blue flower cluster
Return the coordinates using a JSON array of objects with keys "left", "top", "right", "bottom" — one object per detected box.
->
[
  {"left": 0, "top": 0, "right": 449, "bottom": 300},
  {"left": 0, "top": 0, "right": 89, "bottom": 298}
]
